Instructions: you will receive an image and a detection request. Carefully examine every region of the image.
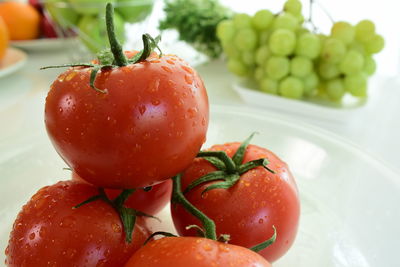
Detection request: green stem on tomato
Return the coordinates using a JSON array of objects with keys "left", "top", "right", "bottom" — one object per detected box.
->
[
  {"left": 172, "top": 174, "right": 217, "bottom": 240},
  {"left": 197, "top": 151, "right": 237, "bottom": 174},
  {"left": 105, "top": 3, "right": 127, "bottom": 66}
]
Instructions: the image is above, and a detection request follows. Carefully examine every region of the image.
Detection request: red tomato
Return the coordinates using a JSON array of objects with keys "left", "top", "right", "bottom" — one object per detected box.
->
[
  {"left": 45, "top": 52, "right": 209, "bottom": 189},
  {"left": 125, "top": 236, "right": 271, "bottom": 267},
  {"left": 72, "top": 171, "right": 172, "bottom": 215},
  {"left": 5, "top": 180, "right": 152, "bottom": 266},
  {"left": 171, "top": 142, "right": 300, "bottom": 262}
]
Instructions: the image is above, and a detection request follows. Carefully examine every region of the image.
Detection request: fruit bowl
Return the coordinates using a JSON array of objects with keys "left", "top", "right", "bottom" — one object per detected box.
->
[{"left": 42, "top": 0, "right": 156, "bottom": 59}]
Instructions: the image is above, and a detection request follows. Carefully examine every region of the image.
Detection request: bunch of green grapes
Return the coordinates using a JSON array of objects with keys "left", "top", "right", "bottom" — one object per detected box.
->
[
  {"left": 216, "top": 0, "right": 384, "bottom": 102},
  {"left": 318, "top": 20, "right": 384, "bottom": 100}
]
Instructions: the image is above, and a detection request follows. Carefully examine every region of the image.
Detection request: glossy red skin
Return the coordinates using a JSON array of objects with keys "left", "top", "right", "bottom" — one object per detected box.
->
[
  {"left": 5, "top": 180, "right": 152, "bottom": 266},
  {"left": 72, "top": 172, "right": 172, "bottom": 215},
  {"left": 125, "top": 237, "right": 271, "bottom": 267},
  {"left": 45, "top": 53, "right": 209, "bottom": 189},
  {"left": 171, "top": 143, "right": 300, "bottom": 263}
]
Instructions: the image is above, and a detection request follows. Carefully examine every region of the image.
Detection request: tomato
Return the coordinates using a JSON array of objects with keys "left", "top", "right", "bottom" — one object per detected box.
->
[
  {"left": 5, "top": 180, "right": 152, "bottom": 266},
  {"left": 44, "top": 48, "right": 209, "bottom": 189},
  {"left": 72, "top": 171, "right": 172, "bottom": 215},
  {"left": 124, "top": 236, "right": 271, "bottom": 267},
  {"left": 170, "top": 142, "right": 300, "bottom": 262}
]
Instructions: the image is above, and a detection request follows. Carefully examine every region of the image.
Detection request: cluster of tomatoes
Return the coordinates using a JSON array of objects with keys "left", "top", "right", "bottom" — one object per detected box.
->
[{"left": 5, "top": 4, "right": 300, "bottom": 267}]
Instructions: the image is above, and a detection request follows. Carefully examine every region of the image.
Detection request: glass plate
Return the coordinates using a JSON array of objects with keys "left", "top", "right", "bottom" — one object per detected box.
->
[{"left": 0, "top": 105, "right": 399, "bottom": 266}]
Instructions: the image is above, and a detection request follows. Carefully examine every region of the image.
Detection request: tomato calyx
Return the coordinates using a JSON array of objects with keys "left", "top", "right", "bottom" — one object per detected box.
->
[
  {"left": 172, "top": 173, "right": 277, "bottom": 252},
  {"left": 40, "top": 3, "right": 162, "bottom": 93},
  {"left": 184, "top": 133, "right": 275, "bottom": 195},
  {"left": 74, "top": 187, "right": 159, "bottom": 243}
]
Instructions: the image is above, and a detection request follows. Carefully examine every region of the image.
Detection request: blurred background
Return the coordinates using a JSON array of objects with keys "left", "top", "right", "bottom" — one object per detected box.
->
[{"left": 0, "top": 0, "right": 399, "bottom": 170}]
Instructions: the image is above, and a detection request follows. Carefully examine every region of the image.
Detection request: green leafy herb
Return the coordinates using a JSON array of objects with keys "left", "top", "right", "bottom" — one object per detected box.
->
[{"left": 159, "top": 0, "right": 232, "bottom": 59}]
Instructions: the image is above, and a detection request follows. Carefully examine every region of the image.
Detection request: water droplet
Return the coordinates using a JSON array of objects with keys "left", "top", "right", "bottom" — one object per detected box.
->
[
  {"left": 181, "top": 65, "right": 194, "bottom": 74},
  {"left": 203, "top": 244, "right": 212, "bottom": 251},
  {"left": 187, "top": 107, "right": 198, "bottom": 118},
  {"left": 166, "top": 59, "right": 175, "bottom": 65},
  {"left": 161, "top": 66, "right": 172, "bottom": 73},
  {"left": 184, "top": 74, "right": 193, "bottom": 85},
  {"left": 65, "top": 71, "right": 77, "bottom": 81},
  {"left": 148, "top": 78, "right": 160, "bottom": 92},
  {"left": 151, "top": 99, "right": 160, "bottom": 106},
  {"left": 29, "top": 232, "right": 35, "bottom": 240},
  {"left": 258, "top": 218, "right": 264, "bottom": 224},
  {"left": 59, "top": 216, "right": 76, "bottom": 228},
  {"left": 112, "top": 223, "right": 121, "bottom": 233},
  {"left": 201, "top": 117, "right": 206, "bottom": 126},
  {"left": 138, "top": 105, "right": 146, "bottom": 115}
]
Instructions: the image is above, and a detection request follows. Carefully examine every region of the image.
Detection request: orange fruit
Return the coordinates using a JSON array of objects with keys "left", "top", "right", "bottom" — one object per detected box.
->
[
  {"left": 0, "top": 16, "right": 9, "bottom": 60},
  {"left": 0, "top": 1, "right": 41, "bottom": 40}
]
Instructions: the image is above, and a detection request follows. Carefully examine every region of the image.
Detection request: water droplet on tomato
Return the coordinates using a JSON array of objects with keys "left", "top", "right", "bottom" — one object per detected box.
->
[
  {"left": 203, "top": 244, "right": 212, "bottom": 251},
  {"left": 65, "top": 71, "right": 77, "bottom": 81},
  {"left": 111, "top": 223, "right": 121, "bottom": 233},
  {"left": 184, "top": 74, "right": 193, "bottom": 85},
  {"left": 138, "top": 105, "right": 146, "bottom": 115},
  {"left": 187, "top": 107, "right": 198, "bottom": 118},
  {"left": 28, "top": 232, "right": 35, "bottom": 240},
  {"left": 201, "top": 117, "right": 206, "bottom": 126},
  {"left": 59, "top": 216, "right": 76, "bottom": 228},
  {"left": 258, "top": 218, "right": 264, "bottom": 224},
  {"left": 59, "top": 107, "right": 63, "bottom": 113},
  {"left": 181, "top": 65, "right": 194, "bottom": 74},
  {"left": 161, "top": 66, "right": 172, "bottom": 73},
  {"left": 151, "top": 99, "right": 160, "bottom": 106}
]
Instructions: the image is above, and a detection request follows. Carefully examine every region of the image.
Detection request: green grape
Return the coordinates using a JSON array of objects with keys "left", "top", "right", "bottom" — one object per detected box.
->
[
  {"left": 227, "top": 58, "right": 248, "bottom": 76},
  {"left": 260, "top": 78, "right": 279, "bottom": 94},
  {"left": 364, "top": 34, "right": 384, "bottom": 54},
  {"left": 259, "top": 30, "right": 271, "bottom": 44},
  {"left": 272, "top": 13, "right": 298, "bottom": 31},
  {"left": 223, "top": 44, "right": 240, "bottom": 58},
  {"left": 284, "top": 0, "right": 302, "bottom": 15},
  {"left": 279, "top": 76, "right": 304, "bottom": 99},
  {"left": 295, "top": 14, "right": 304, "bottom": 24},
  {"left": 295, "top": 32, "right": 321, "bottom": 59},
  {"left": 290, "top": 56, "right": 312, "bottom": 77},
  {"left": 242, "top": 51, "right": 256, "bottom": 66},
  {"left": 318, "top": 33, "right": 328, "bottom": 44},
  {"left": 217, "top": 20, "right": 236, "bottom": 43},
  {"left": 321, "top": 38, "right": 346, "bottom": 63},
  {"left": 348, "top": 42, "right": 365, "bottom": 54},
  {"left": 255, "top": 45, "right": 271, "bottom": 66},
  {"left": 331, "top": 21, "right": 355, "bottom": 44},
  {"left": 318, "top": 61, "right": 340, "bottom": 79},
  {"left": 326, "top": 78, "right": 345, "bottom": 101},
  {"left": 252, "top": 10, "right": 273, "bottom": 30},
  {"left": 265, "top": 56, "right": 290, "bottom": 80},
  {"left": 233, "top": 13, "right": 252, "bottom": 29},
  {"left": 364, "top": 56, "right": 376, "bottom": 76},
  {"left": 355, "top": 19, "right": 375, "bottom": 43},
  {"left": 254, "top": 67, "right": 265, "bottom": 81},
  {"left": 303, "top": 72, "right": 319, "bottom": 96},
  {"left": 296, "top": 27, "right": 309, "bottom": 36},
  {"left": 344, "top": 73, "right": 367, "bottom": 97},
  {"left": 234, "top": 28, "right": 258, "bottom": 51},
  {"left": 269, "top": 29, "right": 296, "bottom": 56},
  {"left": 339, "top": 50, "right": 365, "bottom": 75}
]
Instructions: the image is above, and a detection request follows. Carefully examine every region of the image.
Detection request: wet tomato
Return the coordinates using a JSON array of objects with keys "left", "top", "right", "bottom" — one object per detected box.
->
[
  {"left": 5, "top": 180, "right": 152, "bottom": 266},
  {"left": 45, "top": 49, "right": 209, "bottom": 189},
  {"left": 124, "top": 236, "right": 271, "bottom": 267},
  {"left": 72, "top": 171, "right": 172, "bottom": 215},
  {"left": 171, "top": 141, "right": 300, "bottom": 262}
]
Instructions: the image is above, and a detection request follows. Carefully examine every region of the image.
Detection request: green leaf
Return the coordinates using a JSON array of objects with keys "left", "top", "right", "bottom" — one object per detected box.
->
[
  {"left": 201, "top": 173, "right": 240, "bottom": 195},
  {"left": 202, "top": 156, "right": 226, "bottom": 171},
  {"left": 118, "top": 206, "right": 137, "bottom": 243},
  {"left": 183, "top": 170, "right": 226, "bottom": 194},
  {"left": 249, "top": 226, "right": 277, "bottom": 252},
  {"left": 232, "top": 132, "right": 257, "bottom": 166}
]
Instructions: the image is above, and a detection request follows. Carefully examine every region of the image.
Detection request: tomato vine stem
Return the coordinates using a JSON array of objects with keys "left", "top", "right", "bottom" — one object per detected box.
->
[
  {"left": 172, "top": 174, "right": 217, "bottom": 240},
  {"left": 105, "top": 3, "right": 127, "bottom": 66}
]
